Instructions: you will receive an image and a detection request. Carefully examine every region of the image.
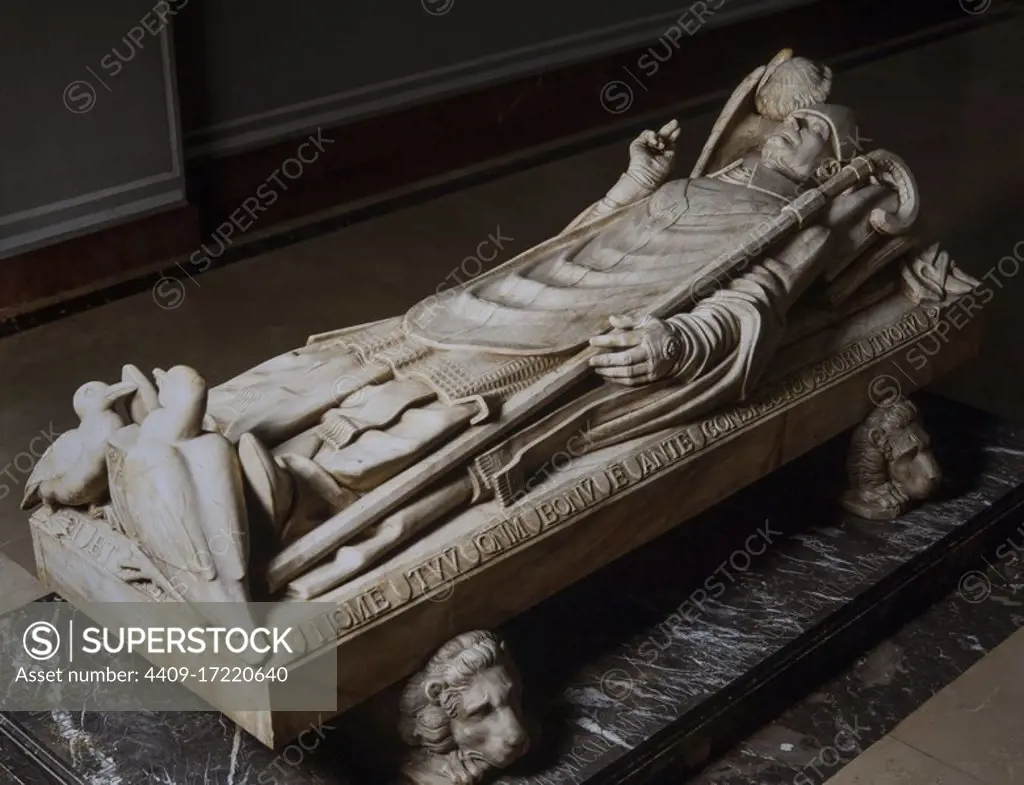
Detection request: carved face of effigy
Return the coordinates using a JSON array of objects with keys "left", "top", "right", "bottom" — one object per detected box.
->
[
  {"left": 760, "top": 112, "right": 834, "bottom": 183},
  {"left": 883, "top": 419, "right": 941, "bottom": 502}
]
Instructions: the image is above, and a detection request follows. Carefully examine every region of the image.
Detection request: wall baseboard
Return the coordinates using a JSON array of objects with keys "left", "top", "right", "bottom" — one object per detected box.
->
[{"left": 0, "top": 205, "right": 199, "bottom": 319}]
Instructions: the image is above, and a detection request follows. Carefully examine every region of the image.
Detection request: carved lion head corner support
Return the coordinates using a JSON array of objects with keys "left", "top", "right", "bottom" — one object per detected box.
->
[
  {"left": 842, "top": 396, "right": 942, "bottom": 521},
  {"left": 397, "top": 630, "right": 530, "bottom": 785}
]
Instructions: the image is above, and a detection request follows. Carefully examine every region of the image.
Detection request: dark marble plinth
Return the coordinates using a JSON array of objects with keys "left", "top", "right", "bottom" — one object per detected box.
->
[
  {"left": 3, "top": 394, "right": 1024, "bottom": 785},
  {"left": 685, "top": 533, "right": 1024, "bottom": 785}
]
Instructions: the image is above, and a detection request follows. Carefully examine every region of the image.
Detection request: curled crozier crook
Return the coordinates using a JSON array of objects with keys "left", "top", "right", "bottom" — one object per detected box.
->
[{"left": 866, "top": 150, "right": 919, "bottom": 236}]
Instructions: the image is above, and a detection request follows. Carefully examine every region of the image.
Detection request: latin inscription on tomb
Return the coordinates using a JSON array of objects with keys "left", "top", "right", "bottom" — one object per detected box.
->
[
  {"left": 33, "top": 510, "right": 122, "bottom": 571},
  {"left": 306, "top": 305, "right": 942, "bottom": 646}
]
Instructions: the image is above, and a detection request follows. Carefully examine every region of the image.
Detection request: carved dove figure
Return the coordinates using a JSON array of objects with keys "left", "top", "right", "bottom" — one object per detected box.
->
[
  {"left": 116, "top": 366, "right": 256, "bottom": 629},
  {"left": 21, "top": 380, "right": 137, "bottom": 510}
]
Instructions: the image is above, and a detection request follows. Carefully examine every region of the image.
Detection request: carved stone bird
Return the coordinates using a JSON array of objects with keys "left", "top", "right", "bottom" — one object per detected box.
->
[
  {"left": 120, "top": 363, "right": 160, "bottom": 424},
  {"left": 21, "top": 380, "right": 137, "bottom": 511},
  {"left": 114, "top": 366, "right": 255, "bottom": 629}
]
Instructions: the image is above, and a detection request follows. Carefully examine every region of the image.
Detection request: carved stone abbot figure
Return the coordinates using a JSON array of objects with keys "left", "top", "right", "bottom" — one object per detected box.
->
[
  {"left": 397, "top": 630, "right": 529, "bottom": 785},
  {"left": 24, "top": 50, "right": 975, "bottom": 614},
  {"left": 841, "top": 396, "right": 941, "bottom": 521},
  {"left": 248, "top": 93, "right": 934, "bottom": 597}
]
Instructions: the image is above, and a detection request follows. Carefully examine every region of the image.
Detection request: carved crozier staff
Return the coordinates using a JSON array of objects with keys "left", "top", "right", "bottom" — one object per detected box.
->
[{"left": 265, "top": 149, "right": 918, "bottom": 592}]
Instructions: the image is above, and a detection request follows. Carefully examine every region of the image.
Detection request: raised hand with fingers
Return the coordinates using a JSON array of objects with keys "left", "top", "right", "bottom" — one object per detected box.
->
[{"left": 627, "top": 119, "right": 682, "bottom": 189}]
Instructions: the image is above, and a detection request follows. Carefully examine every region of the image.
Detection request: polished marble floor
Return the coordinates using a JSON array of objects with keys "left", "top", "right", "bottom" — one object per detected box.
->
[{"left": 824, "top": 626, "right": 1024, "bottom": 785}]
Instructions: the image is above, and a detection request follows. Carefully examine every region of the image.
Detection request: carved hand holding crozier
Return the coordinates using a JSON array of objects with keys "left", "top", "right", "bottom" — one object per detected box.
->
[
  {"left": 842, "top": 396, "right": 942, "bottom": 521},
  {"left": 397, "top": 630, "right": 529, "bottom": 785},
  {"left": 25, "top": 50, "right": 979, "bottom": 615}
]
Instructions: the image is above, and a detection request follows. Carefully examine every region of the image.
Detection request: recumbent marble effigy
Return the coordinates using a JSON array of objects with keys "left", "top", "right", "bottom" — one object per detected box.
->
[{"left": 26, "top": 50, "right": 981, "bottom": 776}]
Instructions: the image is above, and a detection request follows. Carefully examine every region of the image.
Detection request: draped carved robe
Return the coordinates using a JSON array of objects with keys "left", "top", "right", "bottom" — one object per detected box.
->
[{"left": 205, "top": 172, "right": 891, "bottom": 497}]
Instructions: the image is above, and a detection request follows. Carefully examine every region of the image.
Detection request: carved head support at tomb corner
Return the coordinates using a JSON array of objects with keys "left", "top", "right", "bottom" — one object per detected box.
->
[
  {"left": 842, "top": 396, "right": 941, "bottom": 521},
  {"left": 398, "top": 630, "right": 530, "bottom": 785}
]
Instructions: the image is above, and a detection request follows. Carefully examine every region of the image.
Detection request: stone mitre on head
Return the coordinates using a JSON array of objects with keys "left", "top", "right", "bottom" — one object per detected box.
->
[{"left": 755, "top": 52, "right": 834, "bottom": 121}]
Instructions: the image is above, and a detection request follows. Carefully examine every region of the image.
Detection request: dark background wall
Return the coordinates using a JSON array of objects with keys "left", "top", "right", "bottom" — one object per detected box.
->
[
  {"left": 0, "top": 0, "right": 185, "bottom": 258},
  {"left": 175, "top": 0, "right": 815, "bottom": 158}
]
